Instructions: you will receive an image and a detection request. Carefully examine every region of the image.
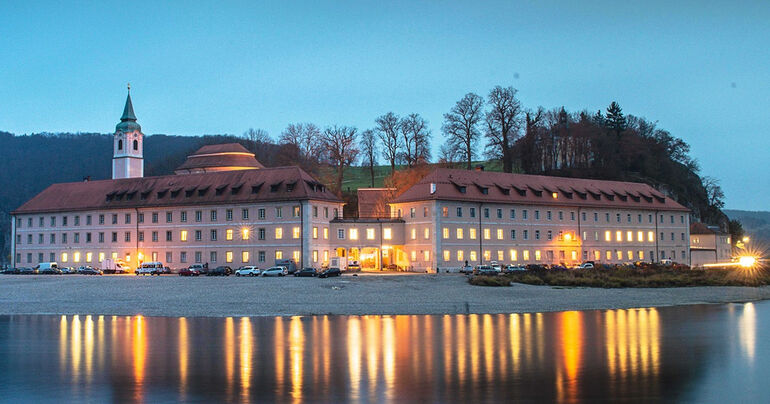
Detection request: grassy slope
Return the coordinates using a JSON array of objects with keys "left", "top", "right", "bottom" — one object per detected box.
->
[{"left": 334, "top": 160, "right": 505, "bottom": 190}]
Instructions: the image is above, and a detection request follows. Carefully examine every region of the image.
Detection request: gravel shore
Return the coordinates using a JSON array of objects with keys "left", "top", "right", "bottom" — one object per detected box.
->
[{"left": 2, "top": 273, "right": 769, "bottom": 317}]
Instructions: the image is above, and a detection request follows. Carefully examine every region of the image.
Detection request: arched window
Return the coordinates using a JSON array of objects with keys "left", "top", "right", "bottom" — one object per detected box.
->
[
  {"left": 117, "top": 139, "right": 123, "bottom": 150},
  {"left": 133, "top": 139, "right": 138, "bottom": 150}
]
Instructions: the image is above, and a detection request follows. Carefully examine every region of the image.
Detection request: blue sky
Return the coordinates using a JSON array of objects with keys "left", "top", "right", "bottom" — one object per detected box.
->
[{"left": 1, "top": 1, "right": 768, "bottom": 210}]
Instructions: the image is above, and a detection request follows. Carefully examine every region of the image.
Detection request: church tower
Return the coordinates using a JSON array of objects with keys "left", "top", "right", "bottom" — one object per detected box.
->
[{"left": 112, "top": 84, "right": 144, "bottom": 179}]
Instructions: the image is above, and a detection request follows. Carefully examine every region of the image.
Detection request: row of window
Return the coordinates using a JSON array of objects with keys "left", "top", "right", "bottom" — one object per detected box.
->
[
  {"left": 439, "top": 248, "right": 687, "bottom": 263},
  {"left": 432, "top": 206, "right": 686, "bottom": 226},
  {"left": 16, "top": 205, "right": 341, "bottom": 228},
  {"left": 438, "top": 228, "right": 686, "bottom": 243},
  {"left": 335, "top": 227, "right": 394, "bottom": 240},
  {"left": 19, "top": 249, "right": 336, "bottom": 265}
]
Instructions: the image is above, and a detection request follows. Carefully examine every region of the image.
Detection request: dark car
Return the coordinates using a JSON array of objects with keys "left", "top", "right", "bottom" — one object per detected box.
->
[
  {"left": 318, "top": 267, "right": 341, "bottom": 278},
  {"left": 179, "top": 267, "right": 201, "bottom": 277},
  {"left": 1, "top": 268, "right": 20, "bottom": 274},
  {"left": 39, "top": 267, "right": 62, "bottom": 275},
  {"left": 18, "top": 267, "right": 36, "bottom": 275},
  {"left": 206, "top": 266, "right": 232, "bottom": 276},
  {"left": 294, "top": 267, "right": 318, "bottom": 277},
  {"left": 78, "top": 267, "right": 103, "bottom": 275}
]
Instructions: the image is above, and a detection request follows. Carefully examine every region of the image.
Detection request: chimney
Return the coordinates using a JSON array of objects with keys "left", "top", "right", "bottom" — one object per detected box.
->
[{"left": 475, "top": 165, "right": 485, "bottom": 172}]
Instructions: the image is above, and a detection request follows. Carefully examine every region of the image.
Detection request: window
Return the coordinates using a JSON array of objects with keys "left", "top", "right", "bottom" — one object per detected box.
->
[
  {"left": 275, "top": 251, "right": 283, "bottom": 260},
  {"left": 443, "top": 250, "right": 450, "bottom": 261},
  {"left": 99, "top": 214, "right": 104, "bottom": 225},
  {"left": 293, "top": 206, "right": 301, "bottom": 217},
  {"left": 605, "top": 231, "right": 611, "bottom": 242},
  {"left": 470, "top": 207, "right": 476, "bottom": 218},
  {"left": 74, "top": 233, "right": 80, "bottom": 243},
  {"left": 276, "top": 228, "right": 283, "bottom": 239},
  {"left": 226, "top": 209, "right": 233, "bottom": 221},
  {"left": 211, "top": 230, "right": 218, "bottom": 241},
  {"left": 535, "top": 250, "right": 541, "bottom": 261},
  {"left": 125, "top": 213, "right": 131, "bottom": 224},
  {"left": 258, "top": 228, "right": 266, "bottom": 240},
  {"left": 484, "top": 208, "right": 490, "bottom": 218},
  {"left": 497, "top": 229, "right": 503, "bottom": 240},
  {"left": 151, "top": 213, "right": 158, "bottom": 223},
  {"left": 181, "top": 211, "right": 187, "bottom": 222},
  {"left": 484, "top": 250, "right": 491, "bottom": 261},
  {"left": 511, "top": 229, "right": 516, "bottom": 240},
  {"left": 152, "top": 231, "right": 158, "bottom": 242},
  {"left": 470, "top": 251, "right": 477, "bottom": 261},
  {"left": 242, "top": 209, "right": 249, "bottom": 220},
  {"left": 258, "top": 208, "right": 265, "bottom": 219},
  {"left": 325, "top": 207, "right": 329, "bottom": 218},
  {"left": 497, "top": 209, "right": 502, "bottom": 219},
  {"left": 456, "top": 228, "right": 464, "bottom": 239},
  {"left": 113, "top": 214, "right": 119, "bottom": 224},
  {"left": 258, "top": 251, "right": 265, "bottom": 262},
  {"left": 136, "top": 232, "right": 141, "bottom": 242},
  {"left": 570, "top": 212, "right": 575, "bottom": 221},
  {"left": 349, "top": 228, "right": 358, "bottom": 240},
  {"left": 166, "top": 231, "right": 172, "bottom": 242},
  {"left": 211, "top": 210, "right": 218, "bottom": 221},
  {"left": 210, "top": 251, "right": 217, "bottom": 263},
  {"left": 457, "top": 250, "right": 464, "bottom": 261},
  {"left": 547, "top": 230, "right": 553, "bottom": 241},
  {"left": 137, "top": 213, "right": 144, "bottom": 223},
  {"left": 180, "top": 252, "right": 187, "bottom": 263},
  {"left": 443, "top": 228, "right": 449, "bottom": 239},
  {"left": 423, "top": 251, "right": 430, "bottom": 261},
  {"left": 195, "top": 252, "right": 202, "bottom": 263},
  {"left": 99, "top": 232, "right": 104, "bottom": 243},
  {"left": 534, "top": 210, "right": 540, "bottom": 220},
  {"left": 627, "top": 231, "right": 633, "bottom": 242},
  {"left": 226, "top": 251, "right": 233, "bottom": 263},
  {"left": 411, "top": 251, "right": 417, "bottom": 262},
  {"left": 226, "top": 229, "right": 234, "bottom": 241},
  {"left": 547, "top": 211, "right": 552, "bottom": 220},
  {"left": 111, "top": 232, "right": 117, "bottom": 242},
  {"left": 49, "top": 233, "right": 55, "bottom": 244},
  {"left": 423, "top": 206, "right": 429, "bottom": 217},
  {"left": 276, "top": 207, "right": 283, "bottom": 218},
  {"left": 195, "top": 211, "right": 202, "bottom": 222},
  {"left": 181, "top": 230, "right": 188, "bottom": 242},
  {"left": 313, "top": 206, "right": 318, "bottom": 218},
  {"left": 410, "top": 207, "right": 415, "bottom": 218},
  {"left": 74, "top": 216, "right": 80, "bottom": 226},
  {"left": 195, "top": 230, "right": 202, "bottom": 241},
  {"left": 483, "top": 228, "right": 491, "bottom": 240},
  {"left": 367, "top": 228, "right": 375, "bottom": 240},
  {"left": 324, "top": 228, "right": 329, "bottom": 239},
  {"left": 456, "top": 207, "right": 462, "bottom": 217},
  {"left": 523, "top": 230, "right": 529, "bottom": 240},
  {"left": 648, "top": 231, "right": 654, "bottom": 242},
  {"left": 535, "top": 230, "right": 540, "bottom": 240},
  {"left": 681, "top": 233, "right": 685, "bottom": 241},
  {"left": 509, "top": 249, "right": 517, "bottom": 261},
  {"left": 166, "top": 212, "right": 173, "bottom": 223},
  {"left": 616, "top": 213, "right": 621, "bottom": 223},
  {"left": 510, "top": 209, "right": 516, "bottom": 220},
  {"left": 442, "top": 207, "right": 448, "bottom": 217},
  {"left": 338, "top": 229, "right": 345, "bottom": 239},
  {"left": 469, "top": 228, "right": 477, "bottom": 240},
  {"left": 616, "top": 231, "right": 622, "bottom": 242},
  {"left": 293, "top": 227, "right": 301, "bottom": 239}
]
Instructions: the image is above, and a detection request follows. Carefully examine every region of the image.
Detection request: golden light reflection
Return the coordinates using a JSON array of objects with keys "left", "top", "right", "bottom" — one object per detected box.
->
[
  {"left": 289, "top": 316, "right": 303, "bottom": 403},
  {"left": 275, "top": 317, "right": 285, "bottom": 397},
  {"left": 59, "top": 316, "right": 68, "bottom": 375},
  {"left": 348, "top": 317, "right": 362, "bottom": 402},
  {"left": 469, "top": 314, "right": 480, "bottom": 379},
  {"left": 483, "top": 314, "right": 494, "bottom": 379},
  {"left": 225, "top": 317, "right": 235, "bottom": 400},
  {"left": 240, "top": 317, "right": 253, "bottom": 403},
  {"left": 132, "top": 315, "right": 146, "bottom": 402},
  {"left": 739, "top": 303, "right": 756, "bottom": 363},
  {"left": 557, "top": 311, "right": 582, "bottom": 403},
  {"left": 365, "top": 316, "right": 380, "bottom": 401},
  {"left": 85, "top": 315, "right": 94, "bottom": 384},
  {"left": 604, "top": 308, "right": 661, "bottom": 390},
  {"left": 509, "top": 314, "right": 521, "bottom": 375},
  {"left": 72, "top": 315, "right": 81, "bottom": 384},
  {"left": 179, "top": 317, "right": 188, "bottom": 399}
]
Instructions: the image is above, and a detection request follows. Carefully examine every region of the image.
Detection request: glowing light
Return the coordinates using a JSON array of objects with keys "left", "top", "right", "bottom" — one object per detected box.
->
[
  {"left": 739, "top": 256, "right": 757, "bottom": 268},
  {"left": 552, "top": 192, "right": 558, "bottom": 199},
  {"left": 564, "top": 233, "right": 572, "bottom": 241}
]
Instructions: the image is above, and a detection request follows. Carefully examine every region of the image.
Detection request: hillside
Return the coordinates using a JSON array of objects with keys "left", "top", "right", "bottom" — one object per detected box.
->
[{"left": 724, "top": 209, "right": 770, "bottom": 245}]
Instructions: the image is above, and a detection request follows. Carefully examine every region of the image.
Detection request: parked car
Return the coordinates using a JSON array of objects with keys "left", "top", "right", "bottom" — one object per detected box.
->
[
  {"left": 346, "top": 260, "right": 361, "bottom": 272},
  {"left": 575, "top": 262, "right": 595, "bottom": 270},
  {"left": 275, "top": 259, "right": 297, "bottom": 274},
  {"left": 660, "top": 259, "right": 673, "bottom": 266},
  {"left": 474, "top": 265, "right": 497, "bottom": 276},
  {"left": 318, "top": 267, "right": 341, "bottom": 278},
  {"left": 490, "top": 261, "right": 502, "bottom": 273},
  {"left": 459, "top": 265, "right": 474, "bottom": 274},
  {"left": 504, "top": 264, "right": 527, "bottom": 273},
  {"left": 137, "top": 262, "right": 165, "bottom": 276},
  {"left": 235, "top": 266, "right": 261, "bottom": 277},
  {"left": 261, "top": 266, "right": 288, "bottom": 277},
  {"left": 206, "top": 266, "right": 232, "bottom": 276},
  {"left": 78, "top": 266, "right": 102, "bottom": 275},
  {"left": 18, "top": 267, "right": 36, "bottom": 275},
  {"left": 188, "top": 264, "right": 207, "bottom": 275},
  {"left": 294, "top": 267, "right": 318, "bottom": 277},
  {"left": 179, "top": 267, "right": 201, "bottom": 277},
  {"left": 39, "top": 266, "right": 62, "bottom": 275},
  {"left": 1, "top": 267, "right": 20, "bottom": 274},
  {"left": 60, "top": 266, "right": 77, "bottom": 274},
  {"left": 36, "top": 262, "right": 60, "bottom": 274}
]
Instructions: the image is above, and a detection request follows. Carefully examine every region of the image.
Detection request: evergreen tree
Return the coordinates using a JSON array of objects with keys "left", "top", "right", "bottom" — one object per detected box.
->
[{"left": 605, "top": 101, "right": 627, "bottom": 136}]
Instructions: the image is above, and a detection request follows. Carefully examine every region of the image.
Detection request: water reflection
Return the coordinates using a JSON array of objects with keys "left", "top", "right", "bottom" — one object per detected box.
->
[{"left": 1, "top": 303, "right": 767, "bottom": 403}]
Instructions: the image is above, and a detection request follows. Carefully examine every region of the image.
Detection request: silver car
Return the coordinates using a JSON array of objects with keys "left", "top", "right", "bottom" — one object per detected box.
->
[
  {"left": 261, "top": 266, "right": 288, "bottom": 277},
  {"left": 235, "top": 266, "right": 261, "bottom": 277}
]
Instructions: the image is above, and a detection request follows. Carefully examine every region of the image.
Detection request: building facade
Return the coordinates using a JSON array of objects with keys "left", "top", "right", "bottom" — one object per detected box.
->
[{"left": 689, "top": 222, "right": 732, "bottom": 267}]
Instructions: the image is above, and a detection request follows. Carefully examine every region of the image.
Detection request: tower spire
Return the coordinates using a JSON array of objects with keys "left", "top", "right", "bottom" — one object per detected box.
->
[{"left": 120, "top": 86, "right": 137, "bottom": 122}]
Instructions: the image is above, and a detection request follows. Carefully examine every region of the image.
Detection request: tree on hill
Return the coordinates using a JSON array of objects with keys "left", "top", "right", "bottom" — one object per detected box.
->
[
  {"left": 375, "top": 112, "right": 402, "bottom": 174},
  {"left": 485, "top": 86, "right": 524, "bottom": 173},
  {"left": 360, "top": 129, "right": 378, "bottom": 187},
  {"left": 442, "top": 92, "right": 484, "bottom": 170},
  {"left": 399, "top": 113, "right": 431, "bottom": 167},
  {"left": 279, "top": 123, "right": 323, "bottom": 165},
  {"left": 605, "top": 101, "right": 627, "bottom": 136},
  {"left": 321, "top": 125, "right": 359, "bottom": 196}
]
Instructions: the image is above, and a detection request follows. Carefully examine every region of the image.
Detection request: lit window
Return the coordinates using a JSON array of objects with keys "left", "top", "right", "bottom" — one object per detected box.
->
[
  {"left": 181, "top": 230, "right": 188, "bottom": 242},
  {"left": 126, "top": 254, "right": 131, "bottom": 262},
  {"left": 226, "top": 229, "right": 233, "bottom": 241},
  {"left": 275, "top": 228, "right": 283, "bottom": 239},
  {"left": 637, "top": 231, "right": 644, "bottom": 242},
  {"left": 509, "top": 249, "right": 517, "bottom": 261},
  {"left": 293, "top": 227, "right": 300, "bottom": 239},
  {"left": 323, "top": 250, "right": 329, "bottom": 262},
  {"left": 423, "top": 251, "right": 430, "bottom": 261},
  {"left": 368, "top": 228, "right": 376, "bottom": 240},
  {"left": 443, "top": 250, "right": 450, "bottom": 261},
  {"left": 456, "top": 228, "right": 464, "bottom": 239},
  {"left": 242, "top": 251, "right": 249, "bottom": 262},
  {"left": 483, "top": 250, "right": 490, "bottom": 260},
  {"left": 497, "top": 229, "right": 503, "bottom": 240},
  {"left": 86, "top": 252, "right": 93, "bottom": 262},
  {"left": 483, "top": 229, "right": 490, "bottom": 240},
  {"left": 443, "top": 228, "right": 449, "bottom": 239},
  {"left": 457, "top": 250, "right": 464, "bottom": 261},
  {"left": 647, "top": 231, "right": 654, "bottom": 242},
  {"left": 226, "top": 251, "right": 233, "bottom": 263},
  {"left": 98, "top": 252, "right": 105, "bottom": 262},
  {"left": 323, "top": 228, "right": 329, "bottom": 239},
  {"left": 349, "top": 228, "right": 358, "bottom": 240},
  {"left": 293, "top": 251, "right": 300, "bottom": 261},
  {"left": 410, "top": 228, "right": 416, "bottom": 240},
  {"left": 616, "top": 231, "right": 622, "bottom": 242},
  {"left": 552, "top": 192, "right": 558, "bottom": 199},
  {"left": 313, "top": 227, "right": 318, "bottom": 239},
  {"left": 626, "top": 231, "right": 633, "bottom": 242},
  {"left": 111, "top": 252, "right": 118, "bottom": 260},
  {"left": 383, "top": 228, "right": 392, "bottom": 240},
  {"left": 313, "top": 250, "right": 318, "bottom": 263},
  {"left": 497, "top": 250, "right": 504, "bottom": 261},
  {"left": 571, "top": 250, "right": 577, "bottom": 260},
  {"left": 411, "top": 251, "right": 417, "bottom": 261},
  {"left": 61, "top": 252, "right": 68, "bottom": 262},
  {"left": 638, "top": 251, "right": 644, "bottom": 260},
  {"left": 242, "top": 228, "right": 250, "bottom": 240},
  {"left": 470, "top": 251, "right": 477, "bottom": 261},
  {"left": 605, "top": 231, "right": 611, "bottom": 242},
  {"left": 275, "top": 251, "right": 283, "bottom": 259},
  {"left": 74, "top": 252, "right": 81, "bottom": 262},
  {"left": 424, "top": 228, "right": 430, "bottom": 239},
  {"left": 606, "top": 250, "right": 612, "bottom": 260}
]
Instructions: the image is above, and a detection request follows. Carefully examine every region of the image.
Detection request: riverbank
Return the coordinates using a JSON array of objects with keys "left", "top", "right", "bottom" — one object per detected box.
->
[{"left": 1, "top": 273, "right": 769, "bottom": 317}]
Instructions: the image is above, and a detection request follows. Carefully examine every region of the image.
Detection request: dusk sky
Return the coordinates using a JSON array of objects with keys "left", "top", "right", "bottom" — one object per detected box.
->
[{"left": 1, "top": 1, "right": 767, "bottom": 210}]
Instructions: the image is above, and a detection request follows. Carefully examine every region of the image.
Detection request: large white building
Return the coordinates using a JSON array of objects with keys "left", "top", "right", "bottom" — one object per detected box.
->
[{"left": 11, "top": 92, "right": 691, "bottom": 271}]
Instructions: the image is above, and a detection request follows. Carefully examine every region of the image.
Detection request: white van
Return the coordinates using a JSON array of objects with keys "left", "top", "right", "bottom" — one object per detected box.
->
[
  {"left": 36, "top": 262, "right": 60, "bottom": 274},
  {"left": 137, "top": 261, "right": 164, "bottom": 276}
]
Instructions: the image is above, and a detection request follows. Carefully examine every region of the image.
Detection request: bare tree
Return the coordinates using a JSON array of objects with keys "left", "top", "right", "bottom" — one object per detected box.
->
[
  {"left": 439, "top": 142, "right": 461, "bottom": 164},
  {"left": 279, "top": 123, "right": 323, "bottom": 162},
  {"left": 321, "top": 125, "right": 359, "bottom": 196},
  {"left": 442, "top": 92, "right": 484, "bottom": 169},
  {"left": 360, "top": 129, "right": 378, "bottom": 187},
  {"left": 485, "top": 86, "right": 524, "bottom": 173},
  {"left": 242, "top": 128, "right": 271, "bottom": 153},
  {"left": 399, "top": 113, "right": 431, "bottom": 167},
  {"left": 375, "top": 112, "right": 402, "bottom": 174}
]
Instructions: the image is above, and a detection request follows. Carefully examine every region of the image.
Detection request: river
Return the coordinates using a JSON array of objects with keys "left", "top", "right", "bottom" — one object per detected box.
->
[{"left": 0, "top": 301, "right": 766, "bottom": 403}]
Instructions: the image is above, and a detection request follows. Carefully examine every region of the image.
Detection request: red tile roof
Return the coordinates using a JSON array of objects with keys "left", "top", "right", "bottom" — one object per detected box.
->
[
  {"left": 13, "top": 166, "right": 341, "bottom": 214},
  {"left": 392, "top": 168, "right": 689, "bottom": 212},
  {"left": 690, "top": 222, "right": 723, "bottom": 235}
]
